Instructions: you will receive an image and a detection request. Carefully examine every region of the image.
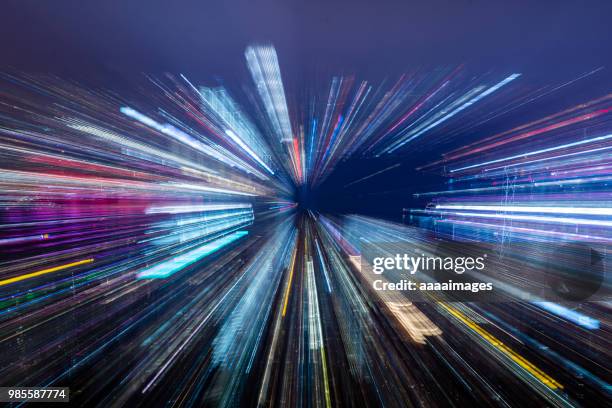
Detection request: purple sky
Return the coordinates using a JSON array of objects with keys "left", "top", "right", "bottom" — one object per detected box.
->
[{"left": 2, "top": 0, "right": 612, "bottom": 82}]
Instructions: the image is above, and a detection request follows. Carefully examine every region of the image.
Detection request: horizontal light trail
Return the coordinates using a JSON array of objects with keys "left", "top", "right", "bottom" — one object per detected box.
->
[
  {"left": 0, "top": 258, "right": 94, "bottom": 287},
  {"left": 0, "top": 233, "right": 49, "bottom": 246},
  {"left": 450, "top": 133, "right": 612, "bottom": 173},
  {"left": 136, "top": 231, "right": 248, "bottom": 279},
  {"left": 145, "top": 203, "right": 252, "bottom": 214},
  {"left": 533, "top": 302, "right": 600, "bottom": 330},
  {"left": 441, "top": 100, "right": 612, "bottom": 163},
  {"left": 425, "top": 210, "right": 612, "bottom": 227},
  {"left": 435, "top": 204, "right": 612, "bottom": 216},
  {"left": 436, "top": 219, "right": 612, "bottom": 242},
  {"left": 414, "top": 175, "right": 612, "bottom": 196},
  {"left": 484, "top": 145, "right": 612, "bottom": 172},
  {"left": 163, "top": 183, "right": 257, "bottom": 196}
]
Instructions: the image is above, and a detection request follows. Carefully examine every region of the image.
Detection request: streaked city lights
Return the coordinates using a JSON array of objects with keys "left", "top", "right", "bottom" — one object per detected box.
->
[{"left": 0, "top": 37, "right": 609, "bottom": 408}]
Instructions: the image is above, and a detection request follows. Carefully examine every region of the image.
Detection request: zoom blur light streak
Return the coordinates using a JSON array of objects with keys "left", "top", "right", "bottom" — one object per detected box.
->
[
  {"left": 136, "top": 231, "right": 249, "bottom": 279},
  {"left": 0, "top": 43, "right": 609, "bottom": 408}
]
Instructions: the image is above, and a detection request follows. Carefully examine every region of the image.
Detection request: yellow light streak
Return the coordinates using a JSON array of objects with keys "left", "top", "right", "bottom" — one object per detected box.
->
[
  {"left": 439, "top": 302, "right": 563, "bottom": 390},
  {"left": 282, "top": 247, "right": 297, "bottom": 317},
  {"left": 0, "top": 258, "right": 94, "bottom": 287}
]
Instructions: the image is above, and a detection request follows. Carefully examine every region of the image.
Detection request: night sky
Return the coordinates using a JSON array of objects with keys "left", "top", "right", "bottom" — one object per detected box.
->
[{"left": 3, "top": 1, "right": 612, "bottom": 77}]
